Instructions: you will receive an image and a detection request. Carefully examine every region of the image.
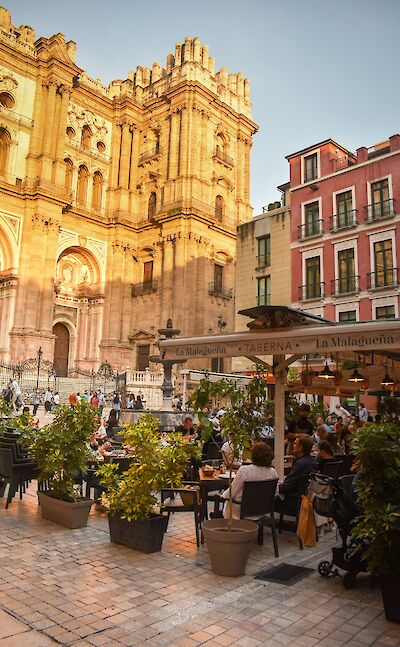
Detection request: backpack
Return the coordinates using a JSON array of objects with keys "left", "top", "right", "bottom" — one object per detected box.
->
[{"left": 308, "top": 473, "right": 335, "bottom": 517}]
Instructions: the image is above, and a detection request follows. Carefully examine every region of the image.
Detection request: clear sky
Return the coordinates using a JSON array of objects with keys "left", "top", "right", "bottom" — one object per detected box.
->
[{"left": 6, "top": 0, "right": 400, "bottom": 214}]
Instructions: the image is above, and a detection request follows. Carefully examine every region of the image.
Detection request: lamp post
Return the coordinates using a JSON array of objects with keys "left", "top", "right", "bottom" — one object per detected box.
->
[
  {"left": 216, "top": 315, "right": 227, "bottom": 373},
  {"left": 36, "top": 346, "right": 43, "bottom": 390}
]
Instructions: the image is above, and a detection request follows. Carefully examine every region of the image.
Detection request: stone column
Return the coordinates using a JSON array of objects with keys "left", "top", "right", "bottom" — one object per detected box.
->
[
  {"left": 105, "top": 241, "right": 125, "bottom": 341},
  {"left": 40, "top": 81, "right": 57, "bottom": 181},
  {"left": 168, "top": 109, "right": 181, "bottom": 179},
  {"left": 25, "top": 80, "right": 46, "bottom": 182},
  {"left": 38, "top": 220, "right": 59, "bottom": 334},
  {"left": 108, "top": 121, "right": 122, "bottom": 195},
  {"left": 119, "top": 119, "right": 132, "bottom": 189},
  {"left": 54, "top": 86, "right": 72, "bottom": 187},
  {"left": 244, "top": 138, "right": 251, "bottom": 204},
  {"left": 179, "top": 105, "right": 189, "bottom": 178},
  {"left": 236, "top": 135, "right": 245, "bottom": 201},
  {"left": 128, "top": 125, "right": 138, "bottom": 191}
]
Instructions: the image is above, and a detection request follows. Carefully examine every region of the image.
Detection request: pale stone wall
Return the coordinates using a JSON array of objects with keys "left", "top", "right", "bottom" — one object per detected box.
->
[{"left": 0, "top": 7, "right": 258, "bottom": 372}]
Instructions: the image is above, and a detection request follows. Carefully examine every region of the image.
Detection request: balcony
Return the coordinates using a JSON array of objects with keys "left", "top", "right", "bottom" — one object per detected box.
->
[
  {"left": 208, "top": 282, "right": 233, "bottom": 299},
  {"left": 331, "top": 275, "right": 359, "bottom": 296},
  {"left": 298, "top": 282, "right": 325, "bottom": 302},
  {"left": 367, "top": 268, "right": 399, "bottom": 290},
  {"left": 131, "top": 280, "right": 158, "bottom": 297},
  {"left": 330, "top": 209, "right": 358, "bottom": 232},
  {"left": 256, "top": 253, "right": 271, "bottom": 269},
  {"left": 257, "top": 294, "right": 271, "bottom": 306},
  {"left": 298, "top": 219, "right": 323, "bottom": 241},
  {"left": 138, "top": 146, "right": 161, "bottom": 165},
  {"left": 366, "top": 198, "right": 395, "bottom": 222},
  {"left": 213, "top": 149, "right": 234, "bottom": 168}
]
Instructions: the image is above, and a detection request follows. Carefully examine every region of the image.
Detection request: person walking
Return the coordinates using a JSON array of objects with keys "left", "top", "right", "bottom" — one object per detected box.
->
[
  {"left": 112, "top": 392, "right": 121, "bottom": 421},
  {"left": 98, "top": 390, "right": 105, "bottom": 415},
  {"left": 44, "top": 388, "right": 53, "bottom": 415},
  {"left": 53, "top": 391, "right": 60, "bottom": 407},
  {"left": 32, "top": 389, "right": 41, "bottom": 415}
]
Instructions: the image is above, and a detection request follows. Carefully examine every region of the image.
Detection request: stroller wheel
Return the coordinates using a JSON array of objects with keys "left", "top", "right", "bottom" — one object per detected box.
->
[
  {"left": 343, "top": 572, "right": 357, "bottom": 589},
  {"left": 318, "top": 561, "right": 331, "bottom": 577}
]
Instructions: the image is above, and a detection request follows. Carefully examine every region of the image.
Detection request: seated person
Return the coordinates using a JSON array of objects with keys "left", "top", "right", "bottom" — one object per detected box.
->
[
  {"left": 175, "top": 414, "right": 197, "bottom": 440},
  {"left": 274, "top": 434, "right": 316, "bottom": 516},
  {"left": 327, "top": 432, "right": 344, "bottom": 455},
  {"left": 315, "top": 415, "right": 332, "bottom": 434},
  {"left": 95, "top": 418, "right": 108, "bottom": 442},
  {"left": 221, "top": 434, "right": 242, "bottom": 467},
  {"left": 316, "top": 440, "right": 335, "bottom": 472},
  {"left": 313, "top": 424, "right": 330, "bottom": 445},
  {"left": 106, "top": 409, "right": 119, "bottom": 438},
  {"left": 220, "top": 442, "right": 278, "bottom": 519},
  {"left": 126, "top": 394, "right": 135, "bottom": 409},
  {"left": 201, "top": 418, "right": 223, "bottom": 461}
]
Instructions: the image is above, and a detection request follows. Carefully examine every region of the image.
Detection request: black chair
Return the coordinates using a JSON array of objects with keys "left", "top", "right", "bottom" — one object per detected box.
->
[
  {"left": 277, "top": 473, "right": 312, "bottom": 550},
  {"left": 0, "top": 447, "right": 27, "bottom": 508},
  {"left": 321, "top": 460, "right": 343, "bottom": 480},
  {"left": 336, "top": 454, "right": 353, "bottom": 477},
  {"left": 240, "top": 479, "right": 279, "bottom": 556},
  {"left": 161, "top": 486, "right": 202, "bottom": 547},
  {"left": 339, "top": 474, "right": 355, "bottom": 497}
]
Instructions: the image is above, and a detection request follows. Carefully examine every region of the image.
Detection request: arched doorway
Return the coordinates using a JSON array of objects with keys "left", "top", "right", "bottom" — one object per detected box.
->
[{"left": 53, "top": 323, "right": 70, "bottom": 377}]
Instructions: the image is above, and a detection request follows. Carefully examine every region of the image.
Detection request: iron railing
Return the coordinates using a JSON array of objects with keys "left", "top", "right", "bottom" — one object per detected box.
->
[
  {"left": 213, "top": 149, "right": 234, "bottom": 167},
  {"left": 298, "top": 282, "right": 325, "bottom": 301},
  {"left": 298, "top": 219, "right": 323, "bottom": 240},
  {"left": 367, "top": 268, "right": 398, "bottom": 289},
  {"left": 257, "top": 293, "right": 271, "bottom": 306},
  {"left": 331, "top": 275, "right": 359, "bottom": 296},
  {"left": 330, "top": 209, "right": 358, "bottom": 232},
  {"left": 366, "top": 198, "right": 395, "bottom": 222},
  {"left": 131, "top": 279, "right": 158, "bottom": 297},
  {"left": 208, "top": 282, "right": 233, "bottom": 299},
  {"left": 138, "top": 146, "right": 161, "bottom": 165}
]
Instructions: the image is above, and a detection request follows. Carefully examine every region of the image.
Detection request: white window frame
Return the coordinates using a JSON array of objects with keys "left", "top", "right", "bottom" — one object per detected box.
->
[
  {"left": 335, "top": 302, "right": 360, "bottom": 322},
  {"left": 301, "top": 148, "right": 320, "bottom": 184},
  {"left": 301, "top": 196, "right": 322, "bottom": 226},
  {"left": 372, "top": 296, "right": 399, "bottom": 319},
  {"left": 333, "top": 237, "right": 358, "bottom": 281},
  {"left": 302, "top": 246, "right": 323, "bottom": 286},
  {"left": 366, "top": 174, "right": 393, "bottom": 205},
  {"left": 368, "top": 228, "right": 397, "bottom": 275},
  {"left": 332, "top": 185, "right": 356, "bottom": 215}
]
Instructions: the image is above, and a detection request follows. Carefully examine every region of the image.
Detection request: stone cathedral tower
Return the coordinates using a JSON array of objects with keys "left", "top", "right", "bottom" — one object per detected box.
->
[{"left": 0, "top": 7, "right": 258, "bottom": 374}]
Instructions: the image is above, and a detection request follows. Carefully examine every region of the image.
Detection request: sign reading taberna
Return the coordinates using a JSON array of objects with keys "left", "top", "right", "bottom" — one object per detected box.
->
[{"left": 159, "top": 322, "right": 400, "bottom": 360}]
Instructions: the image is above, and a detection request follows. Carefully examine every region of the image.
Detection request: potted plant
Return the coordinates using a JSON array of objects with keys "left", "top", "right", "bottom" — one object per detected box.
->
[
  {"left": 97, "top": 414, "right": 200, "bottom": 553},
  {"left": 351, "top": 422, "right": 400, "bottom": 623},
  {"left": 188, "top": 375, "right": 269, "bottom": 576},
  {"left": 20, "top": 402, "right": 99, "bottom": 529}
]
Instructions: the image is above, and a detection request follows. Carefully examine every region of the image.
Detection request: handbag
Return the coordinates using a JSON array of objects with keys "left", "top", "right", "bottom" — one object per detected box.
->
[
  {"left": 308, "top": 473, "right": 334, "bottom": 517},
  {"left": 296, "top": 494, "right": 317, "bottom": 547}
]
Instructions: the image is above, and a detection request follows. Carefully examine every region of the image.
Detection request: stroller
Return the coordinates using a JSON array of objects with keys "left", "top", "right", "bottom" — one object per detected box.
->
[{"left": 309, "top": 473, "right": 369, "bottom": 589}]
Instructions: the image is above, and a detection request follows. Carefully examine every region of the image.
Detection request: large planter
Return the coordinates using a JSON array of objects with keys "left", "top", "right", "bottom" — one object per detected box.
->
[
  {"left": 380, "top": 574, "right": 400, "bottom": 623},
  {"left": 202, "top": 518, "right": 258, "bottom": 577},
  {"left": 38, "top": 491, "right": 93, "bottom": 529},
  {"left": 108, "top": 513, "right": 168, "bottom": 553}
]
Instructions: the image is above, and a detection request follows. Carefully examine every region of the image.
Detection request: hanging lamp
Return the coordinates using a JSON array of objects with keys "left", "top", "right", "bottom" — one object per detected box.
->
[
  {"left": 348, "top": 368, "right": 365, "bottom": 383},
  {"left": 381, "top": 369, "right": 394, "bottom": 386},
  {"left": 318, "top": 359, "right": 335, "bottom": 380}
]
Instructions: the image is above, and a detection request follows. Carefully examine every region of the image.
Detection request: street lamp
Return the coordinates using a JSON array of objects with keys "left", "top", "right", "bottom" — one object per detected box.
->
[{"left": 36, "top": 346, "right": 43, "bottom": 390}]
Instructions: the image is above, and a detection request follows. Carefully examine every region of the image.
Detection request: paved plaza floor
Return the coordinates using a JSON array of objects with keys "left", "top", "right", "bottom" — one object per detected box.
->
[{"left": 1, "top": 485, "right": 400, "bottom": 647}]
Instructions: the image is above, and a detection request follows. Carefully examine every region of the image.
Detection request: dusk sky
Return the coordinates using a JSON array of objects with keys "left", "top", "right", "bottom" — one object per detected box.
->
[{"left": 7, "top": 0, "right": 400, "bottom": 214}]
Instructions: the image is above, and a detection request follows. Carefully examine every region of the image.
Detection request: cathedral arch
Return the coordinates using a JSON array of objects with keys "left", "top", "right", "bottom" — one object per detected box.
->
[
  {"left": 64, "top": 158, "right": 73, "bottom": 191},
  {"left": 56, "top": 245, "right": 101, "bottom": 291},
  {"left": 0, "top": 126, "right": 11, "bottom": 175},
  {"left": 92, "top": 171, "right": 103, "bottom": 211},
  {"left": 81, "top": 124, "right": 92, "bottom": 149},
  {"left": 148, "top": 191, "right": 157, "bottom": 218},
  {"left": 77, "top": 164, "right": 89, "bottom": 204},
  {"left": 215, "top": 194, "right": 224, "bottom": 222}
]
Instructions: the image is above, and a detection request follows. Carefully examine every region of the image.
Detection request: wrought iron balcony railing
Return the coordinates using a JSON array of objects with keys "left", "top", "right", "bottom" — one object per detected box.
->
[
  {"left": 208, "top": 282, "right": 233, "bottom": 299},
  {"left": 213, "top": 149, "right": 234, "bottom": 167},
  {"left": 367, "top": 268, "right": 398, "bottom": 290},
  {"left": 257, "top": 253, "right": 271, "bottom": 268},
  {"left": 331, "top": 275, "right": 359, "bottom": 296},
  {"left": 298, "top": 282, "right": 325, "bottom": 301},
  {"left": 131, "top": 279, "right": 158, "bottom": 297},
  {"left": 138, "top": 146, "right": 161, "bottom": 165},
  {"left": 330, "top": 209, "right": 358, "bottom": 232},
  {"left": 366, "top": 198, "right": 395, "bottom": 222},
  {"left": 298, "top": 219, "right": 323, "bottom": 241}
]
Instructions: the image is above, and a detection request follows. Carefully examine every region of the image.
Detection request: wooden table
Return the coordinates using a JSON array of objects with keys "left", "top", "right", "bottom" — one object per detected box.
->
[{"left": 198, "top": 468, "right": 235, "bottom": 521}]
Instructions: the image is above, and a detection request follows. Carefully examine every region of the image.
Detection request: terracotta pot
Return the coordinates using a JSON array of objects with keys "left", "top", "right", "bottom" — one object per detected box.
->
[
  {"left": 202, "top": 518, "right": 258, "bottom": 577},
  {"left": 38, "top": 491, "right": 93, "bottom": 529}
]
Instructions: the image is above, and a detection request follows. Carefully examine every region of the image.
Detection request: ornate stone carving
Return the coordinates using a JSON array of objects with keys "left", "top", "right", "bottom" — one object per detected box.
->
[
  {"left": 68, "top": 102, "right": 108, "bottom": 135},
  {"left": 0, "top": 67, "right": 18, "bottom": 92}
]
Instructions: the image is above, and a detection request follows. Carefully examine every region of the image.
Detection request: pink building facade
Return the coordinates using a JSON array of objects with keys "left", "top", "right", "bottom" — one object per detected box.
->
[{"left": 288, "top": 134, "right": 400, "bottom": 323}]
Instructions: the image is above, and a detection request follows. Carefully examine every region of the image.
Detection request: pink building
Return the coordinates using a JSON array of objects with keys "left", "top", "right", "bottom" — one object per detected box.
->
[{"left": 288, "top": 134, "right": 400, "bottom": 322}]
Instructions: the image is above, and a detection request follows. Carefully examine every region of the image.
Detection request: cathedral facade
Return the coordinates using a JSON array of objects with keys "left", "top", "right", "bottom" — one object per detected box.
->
[{"left": 0, "top": 7, "right": 257, "bottom": 374}]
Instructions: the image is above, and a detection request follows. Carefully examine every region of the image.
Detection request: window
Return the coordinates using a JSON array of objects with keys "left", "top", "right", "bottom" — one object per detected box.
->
[
  {"left": 338, "top": 249, "right": 356, "bottom": 293},
  {"left": 148, "top": 192, "right": 156, "bottom": 218},
  {"left": 92, "top": 171, "right": 103, "bottom": 211},
  {"left": 371, "top": 179, "right": 390, "bottom": 218},
  {"left": 64, "top": 158, "right": 73, "bottom": 191},
  {"left": 338, "top": 310, "right": 357, "bottom": 322},
  {"left": 143, "top": 261, "right": 153, "bottom": 290},
  {"left": 305, "top": 256, "right": 321, "bottom": 299},
  {"left": 216, "top": 133, "right": 225, "bottom": 155},
  {"left": 214, "top": 264, "right": 223, "bottom": 293},
  {"left": 76, "top": 165, "right": 89, "bottom": 204},
  {"left": 304, "top": 152, "right": 318, "bottom": 182},
  {"left": 257, "top": 276, "right": 270, "bottom": 306},
  {"left": 304, "top": 201, "right": 320, "bottom": 237},
  {"left": 66, "top": 126, "right": 75, "bottom": 140},
  {"left": 97, "top": 141, "right": 106, "bottom": 153},
  {"left": 81, "top": 125, "right": 92, "bottom": 149},
  {"left": 211, "top": 357, "right": 224, "bottom": 373},
  {"left": 0, "top": 91, "right": 15, "bottom": 109},
  {"left": 336, "top": 190, "right": 353, "bottom": 228},
  {"left": 137, "top": 344, "right": 150, "bottom": 371},
  {"left": 374, "top": 239, "right": 393, "bottom": 287},
  {"left": 375, "top": 305, "right": 396, "bottom": 320},
  {"left": 0, "top": 127, "right": 11, "bottom": 175},
  {"left": 215, "top": 195, "right": 224, "bottom": 222},
  {"left": 257, "top": 235, "right": 270, "bottom": 267}
]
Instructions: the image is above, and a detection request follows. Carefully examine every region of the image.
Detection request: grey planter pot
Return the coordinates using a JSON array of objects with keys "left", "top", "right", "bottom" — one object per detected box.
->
[
  {"left": 108, "top": 513, "right": 169, "bottom": 553},
  {"left": 202, "top": 518, "right": 258, "bottom": 576},
  {"left": 38, "top": 491, "right": 93, "bottom": 529}
]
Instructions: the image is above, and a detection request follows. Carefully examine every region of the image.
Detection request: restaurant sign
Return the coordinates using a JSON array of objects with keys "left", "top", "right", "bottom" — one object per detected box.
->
[{"left": 160, "top": 323, "right": 400, "bottom": 360}]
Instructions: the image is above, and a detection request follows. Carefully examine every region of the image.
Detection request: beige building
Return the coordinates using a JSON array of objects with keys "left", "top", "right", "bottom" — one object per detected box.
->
[
  {"left": 0, "top": 7, "right": 258, "bottom": 375},
  {"left": 233, "top": 184, "right": 291, "bottom": 372}
]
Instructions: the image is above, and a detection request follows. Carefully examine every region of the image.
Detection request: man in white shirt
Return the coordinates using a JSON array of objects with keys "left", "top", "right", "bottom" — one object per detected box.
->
[
  {"left": 335, "top": 404, "right": 351, "bottom": 426},
  {"left": 358, "top": 403, "right": 369, "bottom": 423}
]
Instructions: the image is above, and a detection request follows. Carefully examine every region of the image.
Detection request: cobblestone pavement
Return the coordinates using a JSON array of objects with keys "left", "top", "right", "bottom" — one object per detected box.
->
[{"left": 1, "top": 484, "right": 400, "bottom": 646}]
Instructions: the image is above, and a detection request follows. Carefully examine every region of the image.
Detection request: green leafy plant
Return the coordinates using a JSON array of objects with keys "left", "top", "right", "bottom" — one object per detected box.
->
[
  {"left": 97, "top": 414, "right": 200, "bottom": 522},
  {"left": 20, "top": 402, "right": 99, "bottom": 502},
  {"left": 188, "top": 375, "right": 270, "bottom": 528},
  {"left": 351, "top": 422, "right": 400, "bottom": 575}
]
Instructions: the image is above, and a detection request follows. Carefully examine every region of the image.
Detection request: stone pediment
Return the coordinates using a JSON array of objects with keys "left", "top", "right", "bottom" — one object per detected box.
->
[
  {"left": 212, "top": 174, "right": 234, "bottom": 191},
  {"left": 128, "top": 329, "right": 154, "bottom": 342}
]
